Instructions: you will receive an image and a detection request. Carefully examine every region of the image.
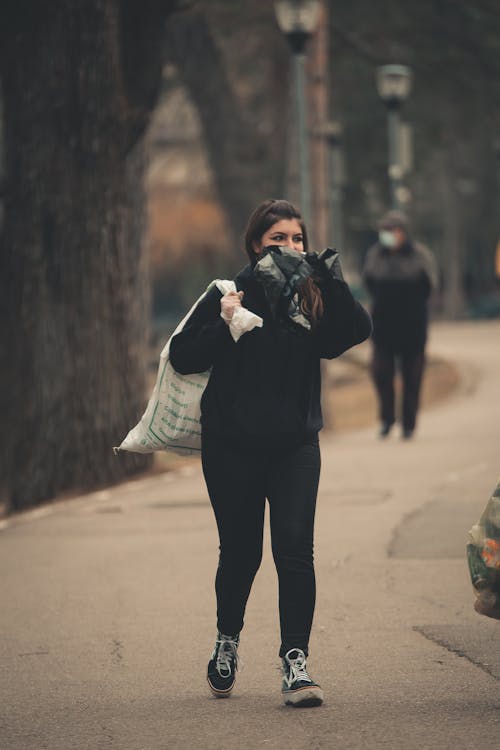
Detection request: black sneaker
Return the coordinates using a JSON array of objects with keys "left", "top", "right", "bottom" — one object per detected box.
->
[
  {"left": 281, "top": 648, "right": 324, "bottom": 707},
  {"left": 379, "top": 422, "right": 393, "bottom": 438},
  {"left": 207, "top": 632, "right": 240, "bottom": 698}
]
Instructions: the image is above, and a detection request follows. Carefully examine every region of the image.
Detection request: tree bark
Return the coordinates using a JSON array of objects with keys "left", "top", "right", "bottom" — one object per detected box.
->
[{"left": 0, "top": 0, "right": 172, "bottom": 511}]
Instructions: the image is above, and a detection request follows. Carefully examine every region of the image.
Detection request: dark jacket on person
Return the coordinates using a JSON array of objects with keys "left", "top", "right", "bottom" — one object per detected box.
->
[
  {"left": 169, "top": 259, "right": 372, "bottom": 440},
  {"left": 362, "top": 240, "right": 437, "bottom": 353}
]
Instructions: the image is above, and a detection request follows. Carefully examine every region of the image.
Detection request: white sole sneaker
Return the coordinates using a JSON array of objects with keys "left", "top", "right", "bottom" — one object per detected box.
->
[
  {"left": 282, "top": 684, "right": 324, "bottom": 707},
  {"left": 207, "top": 682, "right": 235, "bottom": 698}
]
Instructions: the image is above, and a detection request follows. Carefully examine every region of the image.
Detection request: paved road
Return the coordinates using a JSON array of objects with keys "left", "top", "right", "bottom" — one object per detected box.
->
[{"left": 1, "top": 320, "right": 500, "bottom": 750}]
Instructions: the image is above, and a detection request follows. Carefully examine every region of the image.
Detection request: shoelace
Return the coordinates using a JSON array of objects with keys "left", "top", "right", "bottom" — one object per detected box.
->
[
  {"left": 283, "top": 649, "right": 312, "bottom": 686},
  {"left": 215, "top": 635, "right": 239, "bottom": 678}
]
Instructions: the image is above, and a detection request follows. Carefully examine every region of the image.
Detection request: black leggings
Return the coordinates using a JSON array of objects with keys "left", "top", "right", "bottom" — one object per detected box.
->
[{"left": 201, "top": 433, "right": 321, "bottom": 658}]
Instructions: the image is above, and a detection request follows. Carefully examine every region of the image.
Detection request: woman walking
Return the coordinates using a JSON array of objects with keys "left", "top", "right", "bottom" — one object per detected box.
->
[{"left": 170, "top": 199, "right": 372, "bottom": 707}]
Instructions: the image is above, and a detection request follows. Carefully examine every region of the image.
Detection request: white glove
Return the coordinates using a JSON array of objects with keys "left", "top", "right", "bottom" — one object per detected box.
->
[
  {"left": 220, "top": 291, "right": 263, "bottom": 342},
  {"left": 220, "top": 291, "right": 244, "bottom": 322}
]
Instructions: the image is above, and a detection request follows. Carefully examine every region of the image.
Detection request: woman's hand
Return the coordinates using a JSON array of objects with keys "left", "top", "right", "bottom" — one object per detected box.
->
[{"left": 220, "top": 291, "right": 244, "bottom": 323}]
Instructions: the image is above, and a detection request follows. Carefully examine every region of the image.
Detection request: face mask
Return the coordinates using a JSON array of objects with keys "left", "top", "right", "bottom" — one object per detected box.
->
[{"left": 379, "top": 230, "right": 398, "bottom": 249}]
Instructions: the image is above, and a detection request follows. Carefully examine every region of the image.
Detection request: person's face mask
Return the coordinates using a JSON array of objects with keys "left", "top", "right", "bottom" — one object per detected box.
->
[{"left": 379, "top": 229, "right": 398, "bottom": 248}]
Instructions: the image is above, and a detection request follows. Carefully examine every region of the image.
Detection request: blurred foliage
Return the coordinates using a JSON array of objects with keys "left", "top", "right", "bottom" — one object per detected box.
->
[
  {"left": 328, "top": 0, "right": 500, "bottom": 279},
  {"left": 149, "top": 0, "right": 500, "bottom": 318}
]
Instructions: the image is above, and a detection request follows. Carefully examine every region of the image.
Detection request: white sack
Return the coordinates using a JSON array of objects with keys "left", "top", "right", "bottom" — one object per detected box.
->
[{"left": 114, "top": 279, "right": 262, "bottom": 456}]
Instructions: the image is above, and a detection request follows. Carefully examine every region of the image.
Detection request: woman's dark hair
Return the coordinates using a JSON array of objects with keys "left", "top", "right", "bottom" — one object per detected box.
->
[
  {"left": 244, "top": 199, "right": 309, "bottom": 260},
  {"left": 243, "top": 199, "right": 323, "bottom": 326}
]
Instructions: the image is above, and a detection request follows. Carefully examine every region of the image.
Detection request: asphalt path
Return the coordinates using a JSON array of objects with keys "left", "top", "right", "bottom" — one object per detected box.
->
[{"left": 1, "top": 320, "right": 500, "bottom": 750}]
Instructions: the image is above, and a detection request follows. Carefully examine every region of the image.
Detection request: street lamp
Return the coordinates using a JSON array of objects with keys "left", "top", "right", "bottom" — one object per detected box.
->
[
  {"left": 323, "top": 121, "right": 345, "bottom": 251},
  {"left": 376, "top": 64, "right": 412, "bottom": 210},
  {"left": 275, "top": 0, "right": 321, "bottom": 226}
]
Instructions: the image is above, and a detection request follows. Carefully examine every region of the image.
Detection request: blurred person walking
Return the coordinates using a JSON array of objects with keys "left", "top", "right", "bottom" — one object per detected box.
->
[
  {"left": 362, "top": 210, "right": 438, "bottom": 439},
  {"left": 170, "top": 199, "right": 371, "bottom": 707}
]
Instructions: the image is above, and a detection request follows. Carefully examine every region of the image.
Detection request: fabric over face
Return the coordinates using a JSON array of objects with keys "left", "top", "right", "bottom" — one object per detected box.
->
[{"left": 253, "top": 246, "right": 314, "bottom": 330}]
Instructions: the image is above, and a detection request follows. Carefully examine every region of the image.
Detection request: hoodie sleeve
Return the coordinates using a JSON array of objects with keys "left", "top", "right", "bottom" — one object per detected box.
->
[
  {"left": 313, "top": 275, "right": 372, "bottom": 359},
  {"left": 169, "top": 286, "right": 235, "bottom": 374}
]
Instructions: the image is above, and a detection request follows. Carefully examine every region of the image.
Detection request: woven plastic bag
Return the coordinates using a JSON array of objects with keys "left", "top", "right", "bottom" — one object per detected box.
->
[
  {"left": 466, "top": 479, "right": 500, "bottom": 619},
  {"left": 114, "top": 279, "right": 262, "bottom": 456},
  {"left": 114, "top": 280, "right": 233, "bottom": 456}
]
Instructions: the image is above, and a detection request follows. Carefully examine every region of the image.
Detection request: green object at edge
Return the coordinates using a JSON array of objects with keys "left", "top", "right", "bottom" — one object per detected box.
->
[{"left": 466, "top": 543, "right": 491, "bottom": 591}]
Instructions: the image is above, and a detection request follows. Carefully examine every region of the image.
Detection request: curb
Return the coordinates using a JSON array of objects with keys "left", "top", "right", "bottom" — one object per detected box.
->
[{"left": 0, "top": 462, "right": 201, "bottom": 533}]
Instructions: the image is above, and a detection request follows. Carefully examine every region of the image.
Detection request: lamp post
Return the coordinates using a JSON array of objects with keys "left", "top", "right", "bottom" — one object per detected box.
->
[
  {"left": 275, "top": 0, "right": 320, "bottom": 226},
  {"left": 323, "top": 120, "right": 345, "bottom": 250},
  {"left": 376, "top": 64, "right": 412, "bottom": 211},
  {"left": 493, "top": 138, "right": 500, "bottom": 281}
]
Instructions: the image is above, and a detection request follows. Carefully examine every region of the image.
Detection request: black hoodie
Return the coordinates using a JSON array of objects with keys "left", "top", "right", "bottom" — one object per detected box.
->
[{"left": 169, "top": 262, "right": 372, "bottom": 439}]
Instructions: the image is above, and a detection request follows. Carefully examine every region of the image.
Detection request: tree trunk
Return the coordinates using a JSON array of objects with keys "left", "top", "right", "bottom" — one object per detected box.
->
[
  {"left": 165, "top": 6, "right": 287, "bottom": 247},
  {"left": 0, "top": 1, "right": 171, "bottom": 511},
  {"left": 439, "top": 146, "right": 466, "bottom": 319}
]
